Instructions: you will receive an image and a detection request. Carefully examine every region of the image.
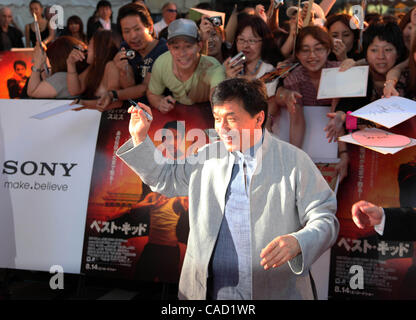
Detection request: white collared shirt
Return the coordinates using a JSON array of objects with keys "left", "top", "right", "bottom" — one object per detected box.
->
[
  {"left": 99, "top": 18, "right": 111, "bottom": 30},
  {"left": 374, "top": 208, "right": 386, "bottom": 235},
  {"left": 153, "top": 18, "right": 167, "bottom": 38}
]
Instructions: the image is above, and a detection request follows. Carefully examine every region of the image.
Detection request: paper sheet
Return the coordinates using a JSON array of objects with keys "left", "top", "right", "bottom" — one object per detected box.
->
[
  {"left": 339, "top": 128, "right": 416, "bottom": 154},
  {"left": 30, "top": 103, "right": 83, "bottom": 120},
  {"left": 317, "top": 66, "right": 369, "bottom": 99},
  {"left": 350, "top": 96, "right": 416, "bottom": 128},
  {"left": 273, "top": 106, "right": 339, "bottom": 163}
]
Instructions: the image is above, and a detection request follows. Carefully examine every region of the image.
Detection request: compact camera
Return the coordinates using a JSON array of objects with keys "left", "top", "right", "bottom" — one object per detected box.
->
[
  {"left": 229, "top": 52, "right": 246, "bottom": 67},
  {"left": 125, "top": 50, "right": 136, "bottom": 60},
  {"left": 72, "top": 45, "right": 87, "bottom": 53},
  {"left": 208, "top": 16, "right": 223, "bottom": 27}
]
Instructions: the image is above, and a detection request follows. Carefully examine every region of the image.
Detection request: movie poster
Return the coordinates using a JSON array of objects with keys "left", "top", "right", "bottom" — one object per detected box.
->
[
  {"left": 0, "top": 50, "right": 33, "bottom": 99},
  {"left": 329, "top": 118, "right": 416, "bottom": 299},
  {"left": 80, "top": 103, "right": 213, "bottom": 283}
]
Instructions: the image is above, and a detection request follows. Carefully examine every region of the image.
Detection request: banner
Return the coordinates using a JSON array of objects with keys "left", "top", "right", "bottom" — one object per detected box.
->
[
  {"left": 0, "top": 50, "right": 33, "bottom": 99},
  {"left": 0, "top": 99, "right": 101, "bottom": 274},
  {"left": 80, "top": 103, "right": 214, "bottom": 283},
  {"left": 328, "top": 118, "right": 416, "bottom": 299}
]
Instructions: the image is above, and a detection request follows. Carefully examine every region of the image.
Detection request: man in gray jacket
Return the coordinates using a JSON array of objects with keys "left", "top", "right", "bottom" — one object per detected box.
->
[{"left": 116, "top": 78, "right": 339, "bottom": 300}]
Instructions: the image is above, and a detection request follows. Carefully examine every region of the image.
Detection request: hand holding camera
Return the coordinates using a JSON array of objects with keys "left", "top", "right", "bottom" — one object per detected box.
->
[
  {"left": 224, "top": 52, "right": 246, "bottom": 78},
  {"left": 207, "top": 16, "right": 222, "bottom": 27},
  {"left": 332, "top": 38, "right": 347, "bottom": 61},
  {"left": 67, "top": 44, "right": 87, "bottom": 66}
]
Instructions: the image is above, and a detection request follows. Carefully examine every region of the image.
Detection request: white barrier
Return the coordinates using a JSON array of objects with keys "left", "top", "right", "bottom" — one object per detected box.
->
[
  {"left": 0, "top": 100, "right": 335, "bottom": 299},
  {"left": 0, "top": 99, "right": 101, "bottom": 274}
]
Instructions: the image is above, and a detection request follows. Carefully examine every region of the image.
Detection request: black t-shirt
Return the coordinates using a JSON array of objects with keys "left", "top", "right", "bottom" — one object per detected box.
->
[{"left": 120, "top": 38, "right": 168, "bottom": 85}]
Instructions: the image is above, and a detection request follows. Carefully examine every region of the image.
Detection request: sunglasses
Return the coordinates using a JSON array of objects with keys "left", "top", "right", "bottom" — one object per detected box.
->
[{"left": 166, "top": 9, "right": 177, "bottom": 13}]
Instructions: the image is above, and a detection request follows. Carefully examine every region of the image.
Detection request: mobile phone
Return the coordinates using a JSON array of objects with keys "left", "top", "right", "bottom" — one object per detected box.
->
[
  {"left": 128, "top": 99, "right": 153, "bottom": 121},
  {"left": 229, "top": 52, "right": 246, "bottom": 67}
]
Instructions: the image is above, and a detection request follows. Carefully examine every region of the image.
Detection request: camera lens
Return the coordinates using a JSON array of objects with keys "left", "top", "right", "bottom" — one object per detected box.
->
[{"left": 126, "top": 50, "right": 136, "bottom": 59}]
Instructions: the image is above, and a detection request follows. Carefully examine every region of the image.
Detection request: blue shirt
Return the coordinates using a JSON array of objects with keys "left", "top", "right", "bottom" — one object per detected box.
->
[{"left": 208, "top": 137, "right": 262, "bottom": 300}]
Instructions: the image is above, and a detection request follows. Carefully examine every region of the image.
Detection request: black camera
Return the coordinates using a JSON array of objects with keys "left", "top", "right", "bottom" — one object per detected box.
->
[
  {"left": 72, "top": 45, "right": 87, "bottom": 53},
  {"left": 207, "top": 16, "right": 222, "bottom": 27}
]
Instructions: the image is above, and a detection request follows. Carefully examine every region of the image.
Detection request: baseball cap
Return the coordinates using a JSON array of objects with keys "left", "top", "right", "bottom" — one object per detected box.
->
[{"left": 167, "top": 19, "right": 199, "bottom": 42}]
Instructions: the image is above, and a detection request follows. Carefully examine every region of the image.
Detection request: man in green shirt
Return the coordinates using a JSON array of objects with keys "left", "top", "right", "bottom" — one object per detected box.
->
[{"left": 147, "top": 18, "right": 226, "bottom": 112}]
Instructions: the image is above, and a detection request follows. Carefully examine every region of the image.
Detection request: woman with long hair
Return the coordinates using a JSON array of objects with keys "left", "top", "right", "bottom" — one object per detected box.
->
[
  {"left": 325, "top": 13, "right": 362, "bottom": 61},
  {"left": 63, "top": 15, "right": 87, "bottom": 43},
  {"left": 27, "top": 36, "right": 87, "bottom": 98},
  {"left": 383, "top": 7, "right": 416, "bottom": 97},
  {"left": 66, "top": 30, "right": 121, "bottom": 108},
  {"left": 407, "top": 38, "right": 416, "bottom": 99},
  {"left": 399, "top": 6, "right": 416, "bottom": 52}
]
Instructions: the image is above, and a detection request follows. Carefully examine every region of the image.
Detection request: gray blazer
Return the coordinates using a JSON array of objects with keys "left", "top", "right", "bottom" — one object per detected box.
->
[{"left": 116, "top": 130, "right": 339, "bottom": 300}]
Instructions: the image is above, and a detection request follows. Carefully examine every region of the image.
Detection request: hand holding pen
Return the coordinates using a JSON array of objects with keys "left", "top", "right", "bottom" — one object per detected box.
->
[
  {"left": 128, "top": 99, "right": 153, "bottom": 121},
  {"left": 128, "top": 101, "right": 153, "bottom": 146}
]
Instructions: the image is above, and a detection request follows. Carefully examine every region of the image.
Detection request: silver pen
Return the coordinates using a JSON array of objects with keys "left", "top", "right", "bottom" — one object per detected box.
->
[{"left": 128, "top": 99, "right": 153, "bottom": 121}]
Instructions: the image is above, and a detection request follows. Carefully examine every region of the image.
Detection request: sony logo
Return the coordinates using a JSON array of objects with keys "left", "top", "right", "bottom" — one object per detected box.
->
[{"left": 2, "top": 161, "right": 77, "bottom": 177}]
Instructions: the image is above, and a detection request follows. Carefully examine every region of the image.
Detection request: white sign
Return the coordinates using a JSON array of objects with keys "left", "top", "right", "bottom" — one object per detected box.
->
[
  {"left": 350, "top": 96, "right": 416, "bottom": 128},
  {"left": 317, "top": 66, "right": 369, "bottom": 100},
  {"left": 0, "top": 99, "right": 101, "bottom": 274},
  {"left": 272, "top": 106, "right": 339, "bottom": 163}
]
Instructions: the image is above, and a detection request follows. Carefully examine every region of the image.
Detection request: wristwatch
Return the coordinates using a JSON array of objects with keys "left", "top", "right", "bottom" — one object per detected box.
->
[
  {"left": 110, "top": 90, "right": 118, "bottom": 101},
  {"left": 31, "top": 66, "right": 43, "bottom": 72}
]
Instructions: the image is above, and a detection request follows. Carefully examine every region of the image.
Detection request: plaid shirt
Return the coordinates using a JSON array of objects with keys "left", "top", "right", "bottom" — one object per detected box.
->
[{"left": 283, "top": 60, "right": 341, "bottom": 106}]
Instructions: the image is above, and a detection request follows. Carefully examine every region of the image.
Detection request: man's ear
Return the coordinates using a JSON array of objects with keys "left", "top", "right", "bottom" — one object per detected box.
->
[
  {"left": 198, "top": 40, "right": 204, "bottom": 52},
  {"left": 256, "top": 111, "right": 265, "bottom": 128}
]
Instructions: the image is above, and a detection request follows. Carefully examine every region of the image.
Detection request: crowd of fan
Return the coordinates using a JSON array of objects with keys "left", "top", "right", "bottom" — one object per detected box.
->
[{"left": 1, "top": 0, "right": 415, "bottom": 182}]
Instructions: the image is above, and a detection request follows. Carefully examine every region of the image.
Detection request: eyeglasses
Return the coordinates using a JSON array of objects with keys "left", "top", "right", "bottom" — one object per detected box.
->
[
  {"left": 166, "top": 9, "right": 177, "bottom": 13},
  {"left": 236, "top": 38, "right": 262, "bottom": 46},
  {"left": 298, "top": 46, "right": 328, "bottom": 56}
]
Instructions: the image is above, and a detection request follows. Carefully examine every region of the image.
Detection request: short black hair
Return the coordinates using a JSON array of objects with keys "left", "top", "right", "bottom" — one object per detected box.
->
[
  {"left": 211, "top": 78, "right": 268, "bottom": 129},
  {"left": 363, "top": 22, "right": 406, "bottom": 64},
  {"left": 117, "top": 3, "right": 153, "bottom": 35},
  {"left": 13, "top": 60, "right": 26, "bottom": 70},
  {"left": 97, "top": 0, "right": 111, "bottom": 9}
]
